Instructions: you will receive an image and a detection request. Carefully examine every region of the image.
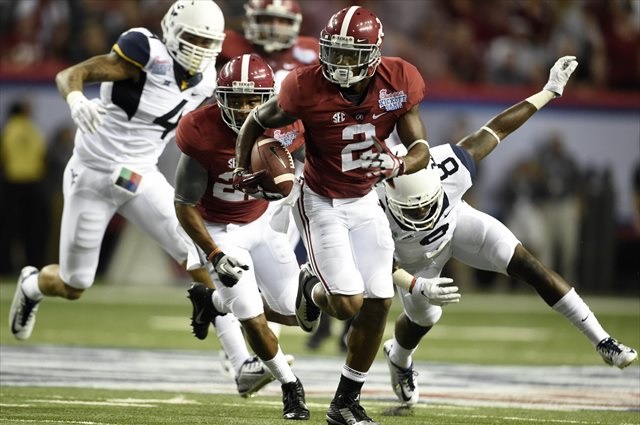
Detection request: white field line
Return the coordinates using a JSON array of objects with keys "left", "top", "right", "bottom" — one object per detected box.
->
[
  {"left": 1, "top": 345, "right": 638, "bottom": 413},
  {"left": 0, "top": 419, "right": 118, "bottom": 425}
]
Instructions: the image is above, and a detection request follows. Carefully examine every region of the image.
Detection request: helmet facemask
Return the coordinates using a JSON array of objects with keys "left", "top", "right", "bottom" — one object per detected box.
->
[
  {"left": 217, "top": 54, "right": 276, "bottom": 132},
  {"left": 161, "top": 0, "right": 226, "bottom": 74},
  {"left": 385, "top": 168, "right": 444, "bottom": 231},
  {"left": 320, "top": 34, "right": 381, "bottom": 87},
  {"left": 217, "top": 87, "right": 274, "bottom": 133},
  {"left": 245, "top": 3, "right": 302, "bottom": 52}
]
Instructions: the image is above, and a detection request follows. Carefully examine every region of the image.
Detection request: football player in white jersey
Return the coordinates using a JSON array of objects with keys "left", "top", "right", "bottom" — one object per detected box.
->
[
  {"left": 379, "top": 56, "right": 638, "bottom": 406},
  {"left": 8, "top": 1, "right": 228, "bottom": 341}
]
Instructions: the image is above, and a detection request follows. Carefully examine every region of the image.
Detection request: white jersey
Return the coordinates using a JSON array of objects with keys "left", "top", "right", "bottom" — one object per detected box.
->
[
  {"left": 379, "top": 144, "right": 476, "bottom": 274},
  {"left": 74, "top": 28, "right": 217, "bottom": 173}
]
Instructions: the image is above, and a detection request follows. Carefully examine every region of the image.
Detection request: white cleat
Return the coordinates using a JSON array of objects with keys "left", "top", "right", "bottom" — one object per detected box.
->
[
  {"left": 596, "top": 337, "right": 638, "bottom": 369},
  {"left": 9, "top": 266, "right": 41, "bottom": 340},
  {"left": 236, "top": 355, "right": 276, "bottom": 398},
  {"left": 383, "top": 339, "right": 419, "bottom": 405}
]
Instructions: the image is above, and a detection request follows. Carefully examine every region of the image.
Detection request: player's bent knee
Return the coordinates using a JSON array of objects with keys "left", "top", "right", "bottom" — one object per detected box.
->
[{"left": 410, "top": 305, "right": 443, "bottom": 327}]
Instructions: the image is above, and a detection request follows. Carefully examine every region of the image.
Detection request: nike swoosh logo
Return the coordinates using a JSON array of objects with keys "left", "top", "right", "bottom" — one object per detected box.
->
[
  {"left": 269, "top": 146, "right": 288, "bottom": 169},
  {"left": 372, "top": 112, "right": 387, "bottom": 119},
  {"left": 581, "top": 314, "right": 590, "bottom": 322}
]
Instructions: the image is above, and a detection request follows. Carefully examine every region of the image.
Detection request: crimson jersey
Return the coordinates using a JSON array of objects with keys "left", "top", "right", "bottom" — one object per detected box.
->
[
  {"left": 219, "top": 31, "right": 318, "bottom": 91},
  {"left": 176, "top": 104, "right": 304, "bottom": 224},
  {"left": 278, "top": 57, "right": 425, "bottom": 198},
  {"left": 176, "top": 104, "right": 268, "bottom": 224}
]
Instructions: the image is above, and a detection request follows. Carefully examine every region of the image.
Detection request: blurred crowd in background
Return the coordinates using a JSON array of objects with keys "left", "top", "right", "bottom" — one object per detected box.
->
[
  {"left": 1, "top": 0, "right": 638, "bottom": 88},
  {"left": 1, "top": 0, "right": 639, "bottom": 300}
]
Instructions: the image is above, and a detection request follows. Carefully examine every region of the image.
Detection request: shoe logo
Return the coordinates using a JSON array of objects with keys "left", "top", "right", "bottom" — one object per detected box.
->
[
  {"left": 581, "top": 313, "right": 590, "bottom": 322},
  {"left": 372, "top": 112, "right": 387, "bottom": 119}
]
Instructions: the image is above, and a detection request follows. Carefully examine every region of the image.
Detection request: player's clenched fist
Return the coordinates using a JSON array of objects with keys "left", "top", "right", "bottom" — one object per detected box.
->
[{"left": 544, "top": 56, "right": 578, "bottom": 97}]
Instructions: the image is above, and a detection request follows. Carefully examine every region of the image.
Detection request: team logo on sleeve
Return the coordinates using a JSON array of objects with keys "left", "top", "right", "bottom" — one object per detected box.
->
[
  {"left": 150, "top": 57, "right": 172, "bottom": 75},
  {"left": 273, "top": 129, "right": 298, "bottom": 148},
  {"left": 378, "top": 89, "right": 407, "bottom": 111}
]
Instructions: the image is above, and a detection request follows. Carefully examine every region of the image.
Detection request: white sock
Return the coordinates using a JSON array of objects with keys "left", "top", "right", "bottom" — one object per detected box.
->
[
  {"left": 267, "top": 322, "right": 282, "bottom": 338},
  {"left": 342, "top": 364, "right": 367, "bottom": 383},
  {"left": 21, "top": 273, "right": 43, "bottom": 301},
  {"left": 213, "top": 314, "right": 251, "bottom": 373},
  {"left": 263, "top": 347, "right": 297, "bottom": 384},
  {"left": 389, "top": 337, "right": 416, "bottom": 369},
  {"left": 309, "top": 282, "right": 320, "bottom": 306},
  {"left": 552, "top": 288, "right": 609, "bottom": 345}
]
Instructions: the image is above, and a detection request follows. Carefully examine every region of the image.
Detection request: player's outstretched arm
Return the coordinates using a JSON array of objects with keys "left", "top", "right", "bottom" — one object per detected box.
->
[
  {"left": 460, "top": 56, "right": 578, "bottom": 163},
  {"left": 55, "top": 52, "right": 140, "bottom": 134}
]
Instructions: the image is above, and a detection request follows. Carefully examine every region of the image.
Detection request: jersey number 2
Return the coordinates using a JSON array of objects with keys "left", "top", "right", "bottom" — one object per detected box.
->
[{"left": 340, "top": 123, "right": 376, "bottom": 172}]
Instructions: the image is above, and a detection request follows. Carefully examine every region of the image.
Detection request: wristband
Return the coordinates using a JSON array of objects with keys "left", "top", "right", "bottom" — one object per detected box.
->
[
  {"left": 407, "top": 139, "right": 430, "bottom": 151},
  {"left": 207, "top": 247, "right": 222, "bottom": 263},
  {"left": 525, "top": 90, "right": 555, "bottom": 110},
  {"left": 481, "top": 126, "right": 501, "bottom": 144},
  {"left": 66, "top": 91, "right": 84, "bottom": 106},
  {"left": 392, "top": 268, "right": 417, "bottom": 293}
]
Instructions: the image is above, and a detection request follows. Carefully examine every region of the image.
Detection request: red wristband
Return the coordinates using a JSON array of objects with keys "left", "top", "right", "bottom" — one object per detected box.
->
[{"left": 207, "top": 247, "right": 222, "bottom": 263}]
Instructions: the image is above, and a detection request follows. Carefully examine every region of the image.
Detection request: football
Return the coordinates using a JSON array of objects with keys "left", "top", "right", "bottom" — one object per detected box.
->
[{"left": 250, "top": 137, "right": 295, "bottom": 196}]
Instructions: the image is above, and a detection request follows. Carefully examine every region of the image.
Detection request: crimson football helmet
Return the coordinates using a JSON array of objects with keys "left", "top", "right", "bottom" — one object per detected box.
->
[
  {"left": 161, "top": 0, "right": 226, "bottom": 74},
  {"left": 319, "top": 6, "right": 384, "bottom": 87},
  {"left": 384, "top": 166, "right": 444, "bottom": 231},
  {"left": 244, "top": 0, "right": 302, "bottom": 52},
  {"left": 217, "top": 54, "right": 275, "bottom": 133}
]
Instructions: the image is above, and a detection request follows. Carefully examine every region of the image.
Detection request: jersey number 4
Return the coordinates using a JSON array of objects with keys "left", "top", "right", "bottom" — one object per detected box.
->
[{"left": 153, "top": 100, "right": 187, "bottom": 139}]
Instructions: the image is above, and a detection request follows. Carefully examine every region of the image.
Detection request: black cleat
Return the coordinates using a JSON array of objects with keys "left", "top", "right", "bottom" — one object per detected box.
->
[
  {"left": 282, "top": 377, "right": 310, "bottom": 420},
  {"left": 295, "top": 263, "right": 321, "bottom": 333},
  {"left": 187, "top": 283, "right": 223, "bottom": 340},
  {"left": 326, "top": 392, "right": 379, "bottom": 425}
]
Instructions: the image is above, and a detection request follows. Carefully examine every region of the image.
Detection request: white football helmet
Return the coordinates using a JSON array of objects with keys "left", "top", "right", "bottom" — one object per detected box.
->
[
  {"left": 244, "top": 0, "right": 302, "bottom": 52},
  {"left": 384, "top": 166, "right": 444, "bottom": 231},
  {"left": 161, "top": 0, "right": 226, "bottom": 74}
]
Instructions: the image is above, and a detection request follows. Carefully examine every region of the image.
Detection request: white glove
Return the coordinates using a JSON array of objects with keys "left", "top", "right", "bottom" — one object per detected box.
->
[
  {"left": 66, "top": 91, "right": 106, "bottom": 134},
  {"left": 543, "top": 56, "right": 578, "bottom": 97},
  {"left": 360, "top": 137, "right": 405, "bottom": 182},
  {"left": 209, "top": 251, "right": 249, "bottom": 288},
  {"left": 412, "top": 277, "right": 460, "bottom": 306}
]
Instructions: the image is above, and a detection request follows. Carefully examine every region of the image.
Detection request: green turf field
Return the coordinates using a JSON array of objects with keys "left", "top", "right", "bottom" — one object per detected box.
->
[
  {"left": 1, "top": 279, "right": 639, "bottom": 425},
  {"left": 1, "top": 386, "right": 638, "bottom": 425}
]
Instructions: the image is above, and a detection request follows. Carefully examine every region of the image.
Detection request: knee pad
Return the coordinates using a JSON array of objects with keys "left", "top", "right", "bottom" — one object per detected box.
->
[{"left": 408, "top": 304, "right": 443, "bottom": 328}]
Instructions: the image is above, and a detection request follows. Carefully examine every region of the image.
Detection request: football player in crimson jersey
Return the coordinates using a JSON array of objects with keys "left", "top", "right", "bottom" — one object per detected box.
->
[
  {"left": 219, "top": 0, "right": 319, "bottom": 92},
  {"left": 234, "top": 6, "right": 430, "bottom": 424},
  {"left": 9, "top": 1, "right": 225, "bottom": 341},
  {"left": 380, "top": 57, "right": 637, "bottom": 406},
  {"left": 218, "top": 0, "right": 321, "bottom": 351},
  {"left": 174, "top": 54, "right": 309, "bottom": 420}
]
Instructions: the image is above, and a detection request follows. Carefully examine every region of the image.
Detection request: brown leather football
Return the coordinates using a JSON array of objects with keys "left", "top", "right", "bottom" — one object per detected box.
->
[{"left": 250, "top": 137, "right": 295, "bottom": 196}]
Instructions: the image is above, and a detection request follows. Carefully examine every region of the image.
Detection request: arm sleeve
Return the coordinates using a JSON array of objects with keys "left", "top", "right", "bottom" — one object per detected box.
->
[
  {"left": 112, "top": 29, "right": 151, "bottom": 69},
  {"left": 277, "top": 69, "right": 302, "bottom": 117},
  {"left": 450, "top": 144, "right": 477, "bottom": 182},
  {"left": 175, "top": 113, "right": 201, "bottom": 157},
  {"left": 174, "top": 153, "right": 208, "bottom": 205},
  {"left": 404, "top": 61, "right": 426, "bottom": 107}
]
